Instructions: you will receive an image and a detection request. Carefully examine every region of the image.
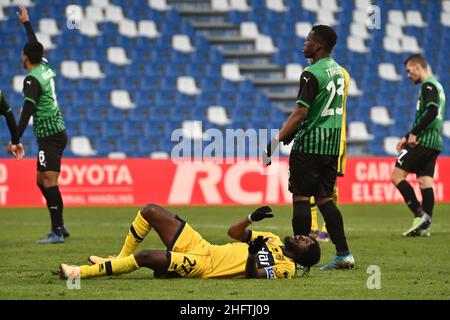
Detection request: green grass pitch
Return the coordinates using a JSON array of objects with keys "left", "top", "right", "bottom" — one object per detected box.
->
[{"left": 0, "top": 204, "right": 449, "bottom": 300}]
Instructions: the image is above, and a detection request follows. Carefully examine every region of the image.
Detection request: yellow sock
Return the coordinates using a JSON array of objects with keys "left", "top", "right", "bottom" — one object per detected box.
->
[
  {"left": 310, "top": 197, "right": 319, "bottom": 231},
  {"left": 118, "top": 211, "right": 151, "bottom": 258},
  {"left": 333, "top": 185, "right": 339, "bottom": 204},
  {"left": 80, "top": 255, "right": 139, "bottom": 278},
  {"left": 320, "top": 224, "right": 328, "bottom": 233}
]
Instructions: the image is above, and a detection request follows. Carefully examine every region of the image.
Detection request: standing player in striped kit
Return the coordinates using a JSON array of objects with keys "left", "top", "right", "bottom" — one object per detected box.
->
[
  {"left": 391, "top": 54, "right": 446, "bottom": 237},
  {"left": 310, "top": 65, "right": 350, "bottom": 243},
  {"left": 263, "top": 25, "right": 354, "bottom": 270},
  {"left": 16, "top": 6, "right": 69, "bottom": 244}
]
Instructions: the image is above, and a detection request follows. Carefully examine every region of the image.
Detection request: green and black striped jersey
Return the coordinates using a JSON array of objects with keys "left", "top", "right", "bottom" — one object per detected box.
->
[
  {"left": 292, "top": 57, "right": 345, "bottom": 156},
  {"left": 23, "top": 63, "right": 66, "bottom": 138},
  {"left": 412, "top": 77, "right": 446, "bottom": 151}
]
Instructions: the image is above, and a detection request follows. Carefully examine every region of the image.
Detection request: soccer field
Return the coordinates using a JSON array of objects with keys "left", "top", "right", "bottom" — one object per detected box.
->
[{"left": 0, "top": 204, "right": 449, "bottom": 300}]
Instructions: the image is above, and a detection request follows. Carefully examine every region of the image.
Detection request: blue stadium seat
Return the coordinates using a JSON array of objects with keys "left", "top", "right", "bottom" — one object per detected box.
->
[{"left": 0, "top": 0, "right": 448, "bottom": 157}]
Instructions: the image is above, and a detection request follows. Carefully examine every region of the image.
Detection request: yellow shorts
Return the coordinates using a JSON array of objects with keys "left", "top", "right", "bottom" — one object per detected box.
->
[{"left": 167, "top": 222, "right": 213, "bottom": 278}]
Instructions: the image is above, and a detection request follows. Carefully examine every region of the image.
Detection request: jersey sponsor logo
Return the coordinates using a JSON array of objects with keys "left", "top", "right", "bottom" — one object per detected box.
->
[
  {"left": 256, "top": 246, "right": 275, "bottom": 268},
  {"left": 168, "top": 161, "right": 291, "bottom": 205},
  {"left": 59, "top": 164, "right": 133, "bottom": 186}
]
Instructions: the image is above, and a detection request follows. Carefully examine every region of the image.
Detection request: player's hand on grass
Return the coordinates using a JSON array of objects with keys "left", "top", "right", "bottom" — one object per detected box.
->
[
  {"left": 248, "top": 236, "right": 268, "bottom": 254},
  {"left": 16, "top": 5, "right": 29, "bottom": 23},
  {"left": 248, "top": 206, "right": 274, "bottom": 222},
  {"left": 396, "top": 137, "right": 407, "bottom": 153}
]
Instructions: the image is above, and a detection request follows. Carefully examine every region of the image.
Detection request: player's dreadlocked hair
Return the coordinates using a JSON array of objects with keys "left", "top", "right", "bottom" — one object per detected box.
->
[{"left": 295, "top": 239, "right": 321, "bottom": 276}]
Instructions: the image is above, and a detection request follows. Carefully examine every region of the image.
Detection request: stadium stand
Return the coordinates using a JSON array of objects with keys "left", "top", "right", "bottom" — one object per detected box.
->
[{"left": 0, "top": 0, "right": 448, "bottom": 158}]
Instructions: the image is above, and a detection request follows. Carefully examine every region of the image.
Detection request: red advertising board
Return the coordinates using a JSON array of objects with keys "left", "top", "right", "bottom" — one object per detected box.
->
[{"left": 0, "top": 157, "right": 449, "bottom": 207}]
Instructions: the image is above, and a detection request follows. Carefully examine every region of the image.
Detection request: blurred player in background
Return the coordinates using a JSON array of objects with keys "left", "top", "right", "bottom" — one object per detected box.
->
[
  {"left": 310, "top": 66, "right": 350, "bottom": 243},
  {"left": 16, "top": 6, "right": 69, "bottom": 244},
  {"left": 1, "top": 90, "right": 24, "bottom": 158},
  {"left": 60, "top": 205, "right": 321, "bottom": 280},
  {"left": 262, "top": 25, "right": 354, "bottom": 270},
  {"left": 391, "top": 54, "right": 446, "bottom": 237}
]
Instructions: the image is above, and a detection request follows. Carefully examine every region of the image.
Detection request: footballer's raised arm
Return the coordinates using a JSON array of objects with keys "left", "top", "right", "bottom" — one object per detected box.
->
[
  {"left": 17, "top": 6, "right": 38, "bottom": 42},
  {"left": 227, "top": 216, "right": 251, "bottom": 242},
  {"left": 227, "top": 207, "right": 273, "bottom": 242}
]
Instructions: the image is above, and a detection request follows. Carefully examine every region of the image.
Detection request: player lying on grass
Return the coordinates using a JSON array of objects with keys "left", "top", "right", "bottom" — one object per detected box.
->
[{"left": 60, "top": 204, "right": 320, "bottom": 279}]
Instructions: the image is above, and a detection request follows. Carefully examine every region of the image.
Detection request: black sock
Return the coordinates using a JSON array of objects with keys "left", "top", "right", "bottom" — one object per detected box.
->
[
  {"left": 396, "top": 180, "right": 423, "bottom": 217},
  {"left": 38, "top": 183, "right": 47, "bottom": 198},
  {"left": 421, "top": 188, "right": 434, "bottom": 218},
  {"left": 318, "top": 200, "right": 349, "bottom": 255},
  {"left": 292, "top": 200, "right": 311, "bottom": 236},
  {"left": 44, "top": 186, "right": 64, "bottom": 236}
]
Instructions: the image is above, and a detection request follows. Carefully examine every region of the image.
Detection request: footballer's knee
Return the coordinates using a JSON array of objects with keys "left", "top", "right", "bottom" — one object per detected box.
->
[
  {"left": 40, "top": 172, "right": 59, "bottom": 188},
  {"left": 140, "top": 203, "right": 163, "bottom": 220},
  {"left": 418, "top": 176, "right": 433, "bottom": 189},
  {"left": 316, "top": 197, "right": 333, "bottom": 206},
  {"left": 134, "top": 250, "right": 152, "bottom": 266},
  {"left": 134, "top": 250, "right": 168, "bottom": 269},
  {"left": 391, "top": 174, "right": 403, "bottom": 186},
  {"left": 391, "top": 168, "right": 407, "bottom": 186}
]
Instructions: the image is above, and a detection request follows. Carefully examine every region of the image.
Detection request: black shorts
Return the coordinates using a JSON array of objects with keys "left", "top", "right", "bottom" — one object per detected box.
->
[
  {"left": 289, "top": 151, "right": 338, "bottom": 198},
  {"left": 36, "top": 130, "right": 68, "bottom": 172},
  {"left": 395, "top": 144, "right": 440, "bottom": 177}
]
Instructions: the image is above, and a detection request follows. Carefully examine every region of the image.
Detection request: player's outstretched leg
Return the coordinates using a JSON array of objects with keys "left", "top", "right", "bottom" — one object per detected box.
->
[
  {"left": 391, "top": 168, "right": 431, "bottom": 236},
  {"left": 90, "top": 204, "right": 182, "bottom": 264},
  {"left": 61, "top": 250, "right": 169, "bottom": 279}
]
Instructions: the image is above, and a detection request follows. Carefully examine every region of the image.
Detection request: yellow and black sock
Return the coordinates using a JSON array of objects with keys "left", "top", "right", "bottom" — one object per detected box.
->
[
  {"left": 118, "top": 211, "right": 151, "bottom": 258},
  {"left": 310, "top": 197, "right": 319, "bottom": 232},
  {"left": 80, "top": 255, "right": 139, "bottom": 278}
]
